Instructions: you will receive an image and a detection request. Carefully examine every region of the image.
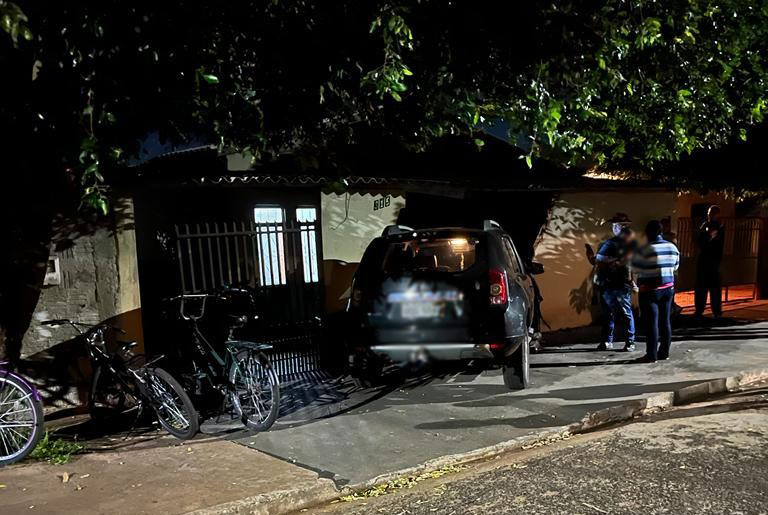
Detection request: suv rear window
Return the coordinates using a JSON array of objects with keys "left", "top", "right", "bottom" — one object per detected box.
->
[{"left": 382, "top": 237, "right": 478, "bottom": 273}]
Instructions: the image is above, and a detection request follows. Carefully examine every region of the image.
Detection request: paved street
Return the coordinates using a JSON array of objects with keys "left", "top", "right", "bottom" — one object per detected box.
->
[
  {"left": 312, "top": 386, "right": 768, "bottom": 514},
  {"left": 230, "top": 314, "right": 768, "bottom": 486}
]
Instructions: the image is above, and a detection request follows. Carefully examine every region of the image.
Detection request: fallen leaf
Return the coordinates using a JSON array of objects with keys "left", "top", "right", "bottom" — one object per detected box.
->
[
  {"left": 58, "top": 473, "right": 71, "bottom": 483},
  {"left": 79, "top": 474, "right": 90, "bottom": 479}
]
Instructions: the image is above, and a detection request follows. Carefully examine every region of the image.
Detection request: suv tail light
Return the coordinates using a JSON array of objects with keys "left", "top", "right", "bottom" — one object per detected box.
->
[{"left": 489, "top": 268, "right": 508, "bottom": 305}]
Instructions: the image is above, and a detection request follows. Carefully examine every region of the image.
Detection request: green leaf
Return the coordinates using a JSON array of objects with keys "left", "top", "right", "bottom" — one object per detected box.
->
[
  {"left": 739, "top": 128, "right": 747, "bottom": 141},
  {"left": 390, "top": 91, "right": 402, "bottom": 102},
  {"left": 96, "top": 198, "right": 108, "bottom": 215},
  {"left": 202, "top": 74, "right": 219, "bottom": 84},
  {"left": 473, "top": 138, "right": 485, "bottom": 148},
  {"left": 525, "top": 155, "right": 533, "bottom": 169}
]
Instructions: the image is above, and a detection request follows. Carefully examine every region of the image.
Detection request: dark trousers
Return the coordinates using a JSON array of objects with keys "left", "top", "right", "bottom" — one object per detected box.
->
[
  {"left": 639, "top": 287, "right": 674, "bottom": 361},
  {"left": 695, "top": 263, "right": 722, "bottom": 316}
]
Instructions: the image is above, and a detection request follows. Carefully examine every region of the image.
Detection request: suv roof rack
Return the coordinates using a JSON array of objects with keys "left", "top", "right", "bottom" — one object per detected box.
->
[
  {"left": 483, "top": 219, "right": 502, "bottom": 231},
  {"left": 381, "top": 224, "right": 415, "bottom": 237}
]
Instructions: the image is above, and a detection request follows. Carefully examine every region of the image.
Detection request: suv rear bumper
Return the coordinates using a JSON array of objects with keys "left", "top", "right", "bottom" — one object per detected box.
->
[{"left": 370, "top": 343, "right": 495, "bottom": 362}]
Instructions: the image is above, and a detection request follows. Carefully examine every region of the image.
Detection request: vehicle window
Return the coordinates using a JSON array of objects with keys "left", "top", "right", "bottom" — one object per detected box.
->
[
  {"left": 502, "top": 237, "right": 522, "bottom": 275},
  {"left": 382, "top": 237, "right": 478, "bottom": 273}
]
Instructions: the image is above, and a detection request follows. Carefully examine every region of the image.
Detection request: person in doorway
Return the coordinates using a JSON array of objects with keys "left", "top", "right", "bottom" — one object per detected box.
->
[
  {"left": 594, "top": 226, "right": 637, "bottom": 352},
  {"left": 695, "top": 205, "right": 725, "bottom": 317},
  {"left": 633, "top": 220, "right": 680, "bottom": 362}
]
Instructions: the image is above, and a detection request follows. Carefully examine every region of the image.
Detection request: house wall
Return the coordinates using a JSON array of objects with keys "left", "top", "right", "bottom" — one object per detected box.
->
[
  {"left": 24, "top": 196, "right": 143, "bottom": 357},
  {"left": 321, "top": 192, "right": 406, "bottom": 312},
  {"left": 533, "top": 189, "right": 735, "bottom": 331}
]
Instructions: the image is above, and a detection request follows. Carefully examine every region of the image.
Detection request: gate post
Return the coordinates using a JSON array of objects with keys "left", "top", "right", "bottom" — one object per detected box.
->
[{"left": 759, "top": 218, "right": 768, "bottom": 299}]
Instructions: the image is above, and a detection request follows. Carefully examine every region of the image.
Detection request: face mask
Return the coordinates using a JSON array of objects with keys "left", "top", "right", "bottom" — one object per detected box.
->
[{"left": 612, "top": 223, "right": 623, "bottom": 236}]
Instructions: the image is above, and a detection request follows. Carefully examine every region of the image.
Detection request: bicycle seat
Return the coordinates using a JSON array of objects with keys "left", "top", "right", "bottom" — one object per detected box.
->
[{"left": 226, "top": 340, "right": 273, "bottom": 352}]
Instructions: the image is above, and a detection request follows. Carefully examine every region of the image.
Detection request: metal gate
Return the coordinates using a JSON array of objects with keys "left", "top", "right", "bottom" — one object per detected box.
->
[
  {"left": 676, "top": 217, "right": 763, "bottom": 304},
  {"left": 173, "top": 207, "right": 325, "bottom": 378}
]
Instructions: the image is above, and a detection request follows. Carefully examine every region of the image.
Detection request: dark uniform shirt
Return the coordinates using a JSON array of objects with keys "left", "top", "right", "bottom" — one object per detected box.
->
[
  {"left": 595, "top": 236, "right": 631, "bottom": 290},
  {"left": 697, "top": 220, "right": 725, "bottom": 267}
]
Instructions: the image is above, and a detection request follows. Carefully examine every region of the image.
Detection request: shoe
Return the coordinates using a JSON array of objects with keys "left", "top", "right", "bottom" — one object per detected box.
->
[
  {"left": 636, "top": 355, "right": 657, "bottom": 363},
  {"left": 658, "top": 355, "right": 670, "bottom": 361},
  {"left": 597, "top": 342, "right": 614, "bottom": 351},
  {"left": 622, "top": 342, "right": 636, "bottom": 352}
]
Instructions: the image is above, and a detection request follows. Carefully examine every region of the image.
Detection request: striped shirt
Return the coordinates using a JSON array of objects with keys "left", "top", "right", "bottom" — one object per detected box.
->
[{"left": 631, "top": 237, "right": 680, "bottom": 291}]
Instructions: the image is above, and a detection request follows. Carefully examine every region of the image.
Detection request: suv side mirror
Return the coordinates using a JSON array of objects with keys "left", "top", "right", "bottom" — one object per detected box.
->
[{"left": 528, "top": 262, "right": 545, "bottom": 275}]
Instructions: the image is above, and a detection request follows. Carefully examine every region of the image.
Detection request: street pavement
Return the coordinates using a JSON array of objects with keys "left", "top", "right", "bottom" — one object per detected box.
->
[
  {"left": 230, "top": 314, "right": 768, "bottom": 486},
  {"left": 312, "top": 386, "right": 768, "bottom": 514}
]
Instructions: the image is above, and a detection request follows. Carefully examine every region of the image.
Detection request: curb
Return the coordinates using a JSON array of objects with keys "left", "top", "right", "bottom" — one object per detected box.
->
[
  {"left": 185, "top": 368, "right": 768, "bottom": 515},
  {"left": 183, "top": 477, "right": 339, "bottom": 515}
]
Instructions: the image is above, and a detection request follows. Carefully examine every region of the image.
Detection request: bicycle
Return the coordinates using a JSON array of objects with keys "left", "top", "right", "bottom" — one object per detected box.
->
[
  {"left": 0, "top": 361, "right": 44, "bottom": 466},
  {"left": 40, "top": 319, "right": 199, "bottom": 439},
  {"left": 167, "top": 287, "right": 280, "bottom": 432}
]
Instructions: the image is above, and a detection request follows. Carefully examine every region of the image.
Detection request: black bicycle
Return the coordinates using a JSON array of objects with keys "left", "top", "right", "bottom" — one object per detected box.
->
[
  {"left": 167, "top": 287, "right": 281, "bottom": 432},
  {"left": 41, "top": 319, "right": 198, "bottom": 439}
]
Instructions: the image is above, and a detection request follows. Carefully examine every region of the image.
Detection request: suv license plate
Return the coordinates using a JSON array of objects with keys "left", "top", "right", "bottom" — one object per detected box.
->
[{"left": 401, "top": 302, "right": 440, "bottom": 319}]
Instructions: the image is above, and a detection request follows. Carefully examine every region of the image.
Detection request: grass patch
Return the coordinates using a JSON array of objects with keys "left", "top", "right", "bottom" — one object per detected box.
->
[
  {"left": 338, "top": 464, "right": 468, "bottom": 502},
  {"left": 29, "top": 433, "right": 86, "bottom": 465}
]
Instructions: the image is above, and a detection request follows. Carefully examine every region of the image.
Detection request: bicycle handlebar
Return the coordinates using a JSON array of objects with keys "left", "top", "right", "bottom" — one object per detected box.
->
[{"left": 165, "top": 286, "right": 259, "bottom": 322}]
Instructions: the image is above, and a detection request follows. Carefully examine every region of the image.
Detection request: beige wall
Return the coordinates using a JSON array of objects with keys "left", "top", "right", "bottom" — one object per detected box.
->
[
  {"left": 534, "top": 189, "right": 736, "bottom": 331},
  {"left": 321, "top": 191, "right": 405, "bottom": 312},
  {"left": 321, "top": 192, "right": 405, "bottom": 263},
  {"left": 534, "top": 190, "right": 677, "bottom": 331}
]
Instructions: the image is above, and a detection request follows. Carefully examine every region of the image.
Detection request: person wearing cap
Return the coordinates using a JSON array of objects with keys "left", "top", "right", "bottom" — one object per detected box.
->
[
  {"left": 632, "top": 220, "right": 680, "bottom": 362},
  {"left": 695, "top": 205, "right": 725, "bottom": 317},
  {"left": 593, "top": 214, "right": 637, "bottom": 352}
]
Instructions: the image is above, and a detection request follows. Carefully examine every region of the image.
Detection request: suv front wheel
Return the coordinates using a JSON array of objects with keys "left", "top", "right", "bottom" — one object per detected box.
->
[{"left": 502, "top": 336, "right": 530, "bottom": 390}]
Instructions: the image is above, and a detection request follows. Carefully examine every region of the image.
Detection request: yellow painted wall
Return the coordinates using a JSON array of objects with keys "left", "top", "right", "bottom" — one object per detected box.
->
[
  {"left": 534, "top": 190, "right": 676, "bottom": 331},
  {"left": 534, "top": 189, "right": 735, "bottom": 331}
]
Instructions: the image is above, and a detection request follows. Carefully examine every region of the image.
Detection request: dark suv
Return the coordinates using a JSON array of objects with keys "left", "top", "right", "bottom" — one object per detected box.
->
[{"left": 346, "top": 220, "right": 542, "bottom": 389}]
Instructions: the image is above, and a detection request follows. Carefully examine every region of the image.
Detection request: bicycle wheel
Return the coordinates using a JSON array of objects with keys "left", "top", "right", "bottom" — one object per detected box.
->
[
  {"left": 143, "top": 367, "right": 199, "bottom": 439},
  {"left": 229, "top": 350, "right": 280, "bottom": 432},
  {"left": 0, "top": 373, "right": 44, "bottom": 466}
]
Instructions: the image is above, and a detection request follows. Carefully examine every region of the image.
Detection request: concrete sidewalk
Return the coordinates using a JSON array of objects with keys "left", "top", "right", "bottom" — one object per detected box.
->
[{"left": 234, "top": 316, "right": 768, "bottom": 486}]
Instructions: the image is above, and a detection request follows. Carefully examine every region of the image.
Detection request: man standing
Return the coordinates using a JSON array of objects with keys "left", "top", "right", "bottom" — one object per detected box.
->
[
  {"left": 695, "top": 205, "right": 725, "bottom": 317},
  {"left": 595, "top": 226, "right": 637, "bottom": 352},
  {"left": 633, "top": 220, "right": 680, "bottom": 362}
]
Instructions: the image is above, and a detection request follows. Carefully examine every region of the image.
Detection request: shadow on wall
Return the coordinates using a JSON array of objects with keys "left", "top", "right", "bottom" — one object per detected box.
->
[
  {"left": 535, "top": 203, "right": 602, "bottom": 325},
  {"left": 21, "top": 308, "right": 144, "bottom": 411}
]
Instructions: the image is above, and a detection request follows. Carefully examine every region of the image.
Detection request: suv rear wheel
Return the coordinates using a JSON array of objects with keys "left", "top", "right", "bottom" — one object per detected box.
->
[{"left": 502, "top": 337, "right": 530, "bottom": 390}]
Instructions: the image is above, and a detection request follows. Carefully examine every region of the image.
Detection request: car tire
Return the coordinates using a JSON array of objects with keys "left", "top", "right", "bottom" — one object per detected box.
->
[{"left": 502, "top": 337, "right": 530, "bottom": 390}]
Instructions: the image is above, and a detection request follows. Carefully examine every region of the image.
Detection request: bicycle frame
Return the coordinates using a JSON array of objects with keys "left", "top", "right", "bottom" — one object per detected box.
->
[{"left": 174, "top": 294, "right": 266, "bottom": 394}]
